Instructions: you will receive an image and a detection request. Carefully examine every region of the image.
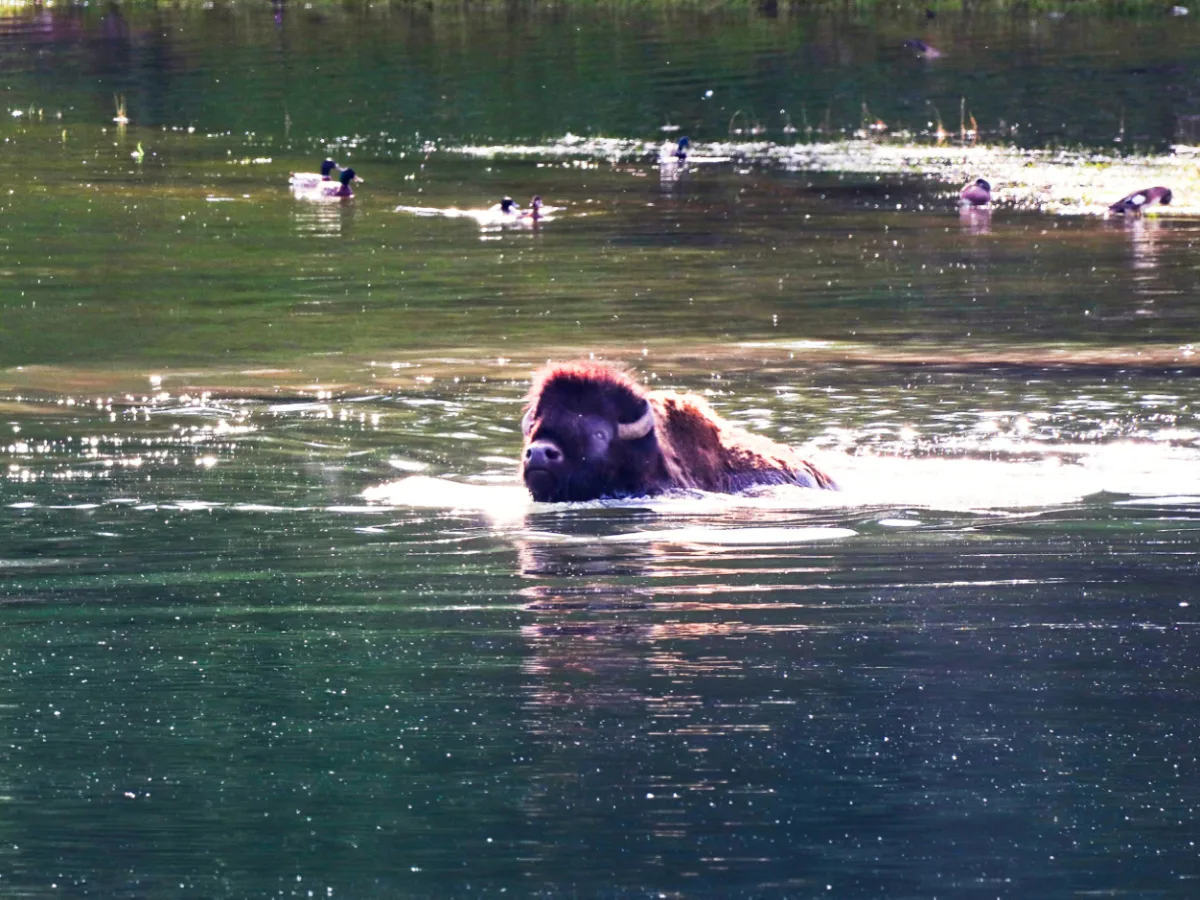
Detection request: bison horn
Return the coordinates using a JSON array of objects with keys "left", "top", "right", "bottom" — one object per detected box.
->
[
  {"left": 521, "top": 407, "right": 535, "bottom": 436},
  {"left": 617, "top": 402, "right": 654, "bottom": 441}
]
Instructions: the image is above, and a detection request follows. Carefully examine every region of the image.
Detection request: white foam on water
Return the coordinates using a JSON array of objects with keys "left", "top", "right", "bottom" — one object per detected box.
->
[
  {"left": 363, "top": 441, "right": 1200, "bottom": 524},
  {"left": 362, "top": 476, "right": 532, "bottom": 520},
  {"left": 394, "top": 204, "right": 560, "bottom": 229}
]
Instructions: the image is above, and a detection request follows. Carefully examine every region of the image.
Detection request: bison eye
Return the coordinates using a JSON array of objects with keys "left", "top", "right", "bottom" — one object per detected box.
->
[{"left": 594, "top": 431, "right": 607, "bottom": 441}]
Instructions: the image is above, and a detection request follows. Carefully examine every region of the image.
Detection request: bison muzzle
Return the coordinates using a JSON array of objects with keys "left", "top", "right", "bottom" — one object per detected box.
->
[{"left": 520, "top": 361, "right": 836, "bottom": 503}]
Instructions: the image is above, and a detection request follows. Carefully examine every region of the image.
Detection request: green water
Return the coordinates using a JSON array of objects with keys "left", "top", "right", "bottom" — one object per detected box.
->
[{"left": 1, "top": 3, "right": 1200, "bottom": 897}]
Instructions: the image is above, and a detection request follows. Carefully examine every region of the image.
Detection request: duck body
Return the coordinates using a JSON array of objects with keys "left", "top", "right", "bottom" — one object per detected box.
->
[
  {"left": 289, "top": 158, "right": 339, "bottom": 192},
  {"left": 903, "top": 38, "right": 942, "bottom": 59},
  {"left": 659, "top": 136, "right": 690, "bottom": 166},
  {"left": 1108, "top": 186, "right": 1172, "bottom": 216},
  {"left": 959, "top": 178, "right": 991, "bottom": 207},
  {"left": 519, "top": 195, "right": 544, "bottom": 222},
  {"left": 488, "top": 196, "right": 521, "bottom": 217}
]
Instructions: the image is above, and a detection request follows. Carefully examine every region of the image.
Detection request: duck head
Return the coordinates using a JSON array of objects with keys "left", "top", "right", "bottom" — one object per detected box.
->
[
  {"left": 500, "top": 196, "right": 517, "bottom": 214},
  {"left": 1151, "top": 186, "right": 1173, "bottom": 205},
  {"left": 675, "top": 136, "right": 690, "bottom": 160},
  {"left": 320, "top": 158, "right": 339, "bottom": 179},
  {"left": 332, "top": 168, "right": 360, "bottom": 196}
]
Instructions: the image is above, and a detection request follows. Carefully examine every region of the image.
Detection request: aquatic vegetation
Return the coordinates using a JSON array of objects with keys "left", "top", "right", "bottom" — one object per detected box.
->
[
  {"left": 113, "top": 94, "right": 129, "bottom": 127},
  {"left": 727, "top": 110, "right": 766, "bottom": 138}
]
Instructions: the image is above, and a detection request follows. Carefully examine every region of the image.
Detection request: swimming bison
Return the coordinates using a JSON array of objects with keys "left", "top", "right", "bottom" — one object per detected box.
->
[{"left": 520, "top": 361, "right": 837, "bottom": 502}]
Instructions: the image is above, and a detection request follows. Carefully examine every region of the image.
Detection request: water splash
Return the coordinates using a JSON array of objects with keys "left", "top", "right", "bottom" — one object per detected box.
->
[
  {"left": 394, "top": 202, "right": 561, "bottom": 230},
  {"left": 363, "top": 439, "right": 1200, "bottom": 521}
]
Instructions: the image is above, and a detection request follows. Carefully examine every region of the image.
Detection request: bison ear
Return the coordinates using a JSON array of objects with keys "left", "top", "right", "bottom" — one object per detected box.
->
[
  {"left": 521, "top": 406, "right": 535, "bottom": 437},
  {"left": 617, "top": 399, "right": 654, "bottom": 441}
]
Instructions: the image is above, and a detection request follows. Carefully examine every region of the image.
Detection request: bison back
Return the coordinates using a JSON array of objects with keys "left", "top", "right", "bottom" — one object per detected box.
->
[{"left": 649, "top": 391, "right": 836, "bottom": 492}]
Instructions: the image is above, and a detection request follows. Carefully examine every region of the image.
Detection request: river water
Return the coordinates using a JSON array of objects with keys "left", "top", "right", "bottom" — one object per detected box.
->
[{"left": 1, "top": 3, "right": 1199, "bottom": 897}]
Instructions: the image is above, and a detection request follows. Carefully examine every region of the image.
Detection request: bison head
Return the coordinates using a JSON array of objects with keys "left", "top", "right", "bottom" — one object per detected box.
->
[{"left": 521, "top": 363, "right": 661, "bottom": 502}]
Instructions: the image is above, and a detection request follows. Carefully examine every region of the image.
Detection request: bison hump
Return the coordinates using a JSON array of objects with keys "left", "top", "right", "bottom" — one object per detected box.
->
[{"left": 650, "top": 391, "right": 833, "bottom": 492}]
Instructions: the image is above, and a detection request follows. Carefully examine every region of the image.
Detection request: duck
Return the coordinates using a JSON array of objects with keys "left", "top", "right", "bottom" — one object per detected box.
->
[
  {"left": 293, "top": 167, "right": 360, "bottom": 201},
  {"left": 659, "top": 136, "right": 690, "bottom": 166},
  {"left": 484, "top": 196, "right": 543, "bottom": 223},
  {"left": 903, "top": 38, "right": 942, "bottom": 59},
  {"left": 326, "top": 168, "right": 360, "bottom": 198},
  {"left": 1108, "top": 186, "right": 1172, "bottom": 216},
  {"left": 518, "top": 195, "right": 544, "bottom": 222},
  {"left": 289, "top": 158, "right": 340, "bottom": 192},
  {"left": 489, "top": 196, "right": 521, "bottom": 217},
  {"left": 959, "top": 178, "right": 992, "bottom": 207}
]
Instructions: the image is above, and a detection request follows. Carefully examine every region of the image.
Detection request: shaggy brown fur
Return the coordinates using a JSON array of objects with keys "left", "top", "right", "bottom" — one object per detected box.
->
[{"left": 521, "top": 361, "right": 835, "bottom": 502}]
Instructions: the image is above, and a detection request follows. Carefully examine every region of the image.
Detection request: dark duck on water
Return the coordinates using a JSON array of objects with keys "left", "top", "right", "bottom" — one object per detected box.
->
[
  {"left": 1108, "top": 186, "right": 1172, "bottom": 216},
  {"left": 289, "top": 158, "right": 340, "bottom": 192},
  {"left": 659, "top": 136, "right": 689, "bottom": 167},
  {"left": 959, "top": 178, "right": 991, "bottom": 207}
]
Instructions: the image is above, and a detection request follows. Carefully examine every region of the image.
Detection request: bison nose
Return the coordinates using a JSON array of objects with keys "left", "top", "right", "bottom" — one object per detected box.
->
[
  {"left": 523, "top": 440, "right": 566, "bottom": 502},
  {"left": 524, "top": 440, "right": 563, "bottom": 469}
]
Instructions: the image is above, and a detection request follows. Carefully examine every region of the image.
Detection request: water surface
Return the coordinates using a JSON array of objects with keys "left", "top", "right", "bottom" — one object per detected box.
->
[{"left": 1, "top": 3, "right": 1200, "bottom": 897}]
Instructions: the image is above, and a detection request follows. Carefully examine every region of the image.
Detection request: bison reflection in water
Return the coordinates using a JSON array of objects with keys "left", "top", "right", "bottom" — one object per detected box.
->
[{"left": 520, "top": 361, "right": 837, "bottom": 502}]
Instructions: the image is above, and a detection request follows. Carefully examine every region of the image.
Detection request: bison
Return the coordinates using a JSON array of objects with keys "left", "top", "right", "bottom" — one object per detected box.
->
[{"left": 520, "top": 361, "right": 837, "bottom": 503}]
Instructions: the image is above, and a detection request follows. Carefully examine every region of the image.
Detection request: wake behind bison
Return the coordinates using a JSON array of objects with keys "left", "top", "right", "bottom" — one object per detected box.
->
[{"left": 521, "top": 362, "right": 837, "bottom": 503}]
